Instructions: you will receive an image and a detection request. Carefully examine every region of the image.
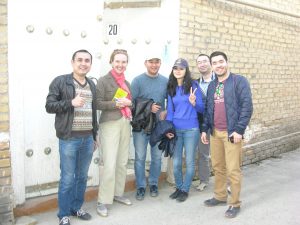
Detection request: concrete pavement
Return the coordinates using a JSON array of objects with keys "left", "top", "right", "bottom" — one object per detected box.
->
[{"left": 18, "top": 148, "right": 300, "bottom": 225}]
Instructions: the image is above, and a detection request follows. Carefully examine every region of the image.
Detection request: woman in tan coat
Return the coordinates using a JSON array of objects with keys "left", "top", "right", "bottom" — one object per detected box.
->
[{"left": 96, "top": 49, "right": 132, "bottom": 217}]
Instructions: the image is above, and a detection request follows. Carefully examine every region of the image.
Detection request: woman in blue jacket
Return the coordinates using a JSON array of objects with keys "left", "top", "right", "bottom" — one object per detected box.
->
[{"left": 166, "top": 58, "right": 204, "bottom": 202}]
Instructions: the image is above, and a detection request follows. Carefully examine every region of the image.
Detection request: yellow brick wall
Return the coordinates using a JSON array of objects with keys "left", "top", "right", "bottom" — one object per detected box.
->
[
  {"left": 180, "top": 0, "right": 300, "bottom": 163},
  {"left": 0, "top": 0, "right": 14, "bottom": 224},
  {"left": 251, "top": 0, "right": 300, "bottom": 14}
]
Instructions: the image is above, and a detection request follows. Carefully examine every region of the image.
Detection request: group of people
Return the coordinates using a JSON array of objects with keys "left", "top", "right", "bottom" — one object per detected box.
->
[{"left": 45, "top": 49, "right": 253, "bottom": 225}]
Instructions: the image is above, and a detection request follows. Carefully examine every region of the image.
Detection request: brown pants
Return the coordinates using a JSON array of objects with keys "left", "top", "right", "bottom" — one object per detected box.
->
[{"left": 210, "top": 129, "right": 242, "bottom": 207}]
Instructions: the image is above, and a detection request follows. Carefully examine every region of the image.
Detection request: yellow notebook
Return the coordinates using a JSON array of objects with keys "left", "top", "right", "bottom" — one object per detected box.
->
[{"left": 113, "top": 88, "right": 128, "bottom": 101}]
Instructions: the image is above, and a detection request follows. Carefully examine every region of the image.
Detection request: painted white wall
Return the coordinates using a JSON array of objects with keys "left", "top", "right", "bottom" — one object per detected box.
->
[{"left": 8, "top": 0, "right": 180, "bottom": 204}]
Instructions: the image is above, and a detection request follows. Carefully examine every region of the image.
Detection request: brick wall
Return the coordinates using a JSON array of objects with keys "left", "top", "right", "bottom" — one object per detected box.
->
[
  {"left": 0, "top": 0, "right": 14, "bottom": 224},
  {"left": 252, "top": 0, "right": 300, "bottom": 14},
  {"left": 179, "top": 0, "right": 300, "bottom": 164}
]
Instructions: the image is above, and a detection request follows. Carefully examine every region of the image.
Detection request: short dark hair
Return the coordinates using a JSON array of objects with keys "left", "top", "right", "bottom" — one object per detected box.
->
[
  {"left": 72, "top": 49, "right": 93, "bottom": 63},
  {"left": 197, "top": 53, "right": 209, "bottom": 60},
  {"left": 209, "top": 51, "right": 227, "bottom": 63}
]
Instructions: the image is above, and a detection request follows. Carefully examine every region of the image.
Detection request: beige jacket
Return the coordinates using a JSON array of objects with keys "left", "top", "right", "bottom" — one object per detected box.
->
[{"left": 96, "top": 72, "right": 131, "bottom": 123}]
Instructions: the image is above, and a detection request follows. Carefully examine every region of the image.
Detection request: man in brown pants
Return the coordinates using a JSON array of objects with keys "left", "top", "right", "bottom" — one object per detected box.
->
[{"left": 201, "top": 51, "right": 253, "bottom": 218}]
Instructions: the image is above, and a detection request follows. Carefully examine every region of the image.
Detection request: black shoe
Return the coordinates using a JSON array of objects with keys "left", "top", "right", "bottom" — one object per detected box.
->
[
  {"left": 136, "top": 187, "right": 145, "bottom": 201},
  {"left": 204, "top": 197, "right": 227, "bottom": 207},
  {"left": 176, "top": 191, "right": 188, "bottom": 202},
  {"left": 59, "top": 216, "right": 70, "bottom": 225},
  {"left": 225, "top": 206, "right": 240, "bottom": 218},
  {"left": 71, "top": 209, "right": 91, "bottom": 220},
  {"left": 149, "top": 185, "right": 159, "bottom": 197},
  {"left": 169, "top": 188, "right": 181, "bottom": 199}
]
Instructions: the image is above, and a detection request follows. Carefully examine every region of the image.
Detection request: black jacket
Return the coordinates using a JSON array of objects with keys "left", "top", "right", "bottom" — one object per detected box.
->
[
  {"left": 45, "top": 73, "right": 98, "bottom": 140},
  {"left": 150, "top": 120, "right": 176, "bottom": 157},
  {"left": 197, "top": 84, "right": 206, "bottom": 133},
  {"left": 195, "top": 74, "right": 214, "bottom": 133},
  {"left": 131, "top": 98, "right": 156, "bottom": 134}
]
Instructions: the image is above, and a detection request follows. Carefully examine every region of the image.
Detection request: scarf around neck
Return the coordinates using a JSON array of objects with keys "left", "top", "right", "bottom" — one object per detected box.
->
[{"left": 110, "top": 69, "right": 132, "bottom": 120}]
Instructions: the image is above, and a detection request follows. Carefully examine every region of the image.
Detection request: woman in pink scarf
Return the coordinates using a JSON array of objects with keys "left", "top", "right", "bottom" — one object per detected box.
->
[{"left": 96, "top": 49, "right": 132, "bottom": 217}]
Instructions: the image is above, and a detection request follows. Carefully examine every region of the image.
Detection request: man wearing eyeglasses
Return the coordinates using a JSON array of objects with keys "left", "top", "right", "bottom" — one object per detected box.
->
[
  {"left": 201, "top": 51, "right": 253, "bottom": 218},
  {"left": 195, "top": 54, "right": 215, "bottom": 192}
]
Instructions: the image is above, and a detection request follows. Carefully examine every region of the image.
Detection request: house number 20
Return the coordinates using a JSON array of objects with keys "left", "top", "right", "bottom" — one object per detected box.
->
[{"left": 108, "top": 24, "right": 118, "bottom": 35}]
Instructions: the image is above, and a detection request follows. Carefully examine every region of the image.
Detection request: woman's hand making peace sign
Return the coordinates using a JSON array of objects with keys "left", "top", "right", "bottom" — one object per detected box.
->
[{"left": 189, "top": 87, "right": 197, "bottom": 106}]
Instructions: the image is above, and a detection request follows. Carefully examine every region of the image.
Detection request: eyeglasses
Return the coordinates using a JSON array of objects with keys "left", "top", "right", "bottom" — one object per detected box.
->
[
  {"left": 216, "top": 82, "right": 223, "bottom": 97},
  {"left": 197, "top": 60, "right": 209, "bottom": 64}
]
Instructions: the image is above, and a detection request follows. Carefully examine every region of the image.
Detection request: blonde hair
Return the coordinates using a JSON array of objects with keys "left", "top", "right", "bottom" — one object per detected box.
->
[{"left": 109, "top": 49, "right": 129, "bottom": 63}]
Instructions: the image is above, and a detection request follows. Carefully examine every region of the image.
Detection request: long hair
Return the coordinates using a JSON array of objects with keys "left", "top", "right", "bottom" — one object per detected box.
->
[{"left": 167, "top": 67, "right": 193, "bottom": 97}]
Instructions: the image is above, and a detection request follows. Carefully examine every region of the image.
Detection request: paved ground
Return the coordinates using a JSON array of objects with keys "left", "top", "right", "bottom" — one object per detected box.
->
[{"left": 19, "top": 148, "right": 300, "bottom": 225}]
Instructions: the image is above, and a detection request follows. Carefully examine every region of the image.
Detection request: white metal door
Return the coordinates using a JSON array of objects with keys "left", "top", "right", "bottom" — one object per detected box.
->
[
  {"left": 9, "top": 0, "right": 180, "bottom": 204},
  {"left": 9, "top": 0, "right": 104, "bottom": 202}
]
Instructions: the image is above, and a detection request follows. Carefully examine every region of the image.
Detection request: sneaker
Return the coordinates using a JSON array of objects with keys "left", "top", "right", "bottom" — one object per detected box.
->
[
  {"left": 96, "top": 203, "right": 108, "bottom": 217},
  {"left": 113, "top": 196, "right": 132, "bottom": 205},
  {"left": 169, "top": 188, "right": 181, "bottom": 199},
  {"left": 59, "top": 216, "right": 70, "bottom": 225},
  {"left": 136, "top": 187, "right": 145, "bottom": 201},
  {"left": 149, "top": 185, "right": 159, "bottom": 197},
  {"left": 71, "top": 209, "right": 91, "bottom": 220},
  {"left": 176, "top": 191, "right": 188, "bottom": 202},
  {"left": 196, "top": 182, "right": 207, "bottom": 192},
  {"left": 225, "top": 206, "right": 240, "bottom": 218},
  {"left": 204, "top": 197, "right": 227, "bottom": 207}
]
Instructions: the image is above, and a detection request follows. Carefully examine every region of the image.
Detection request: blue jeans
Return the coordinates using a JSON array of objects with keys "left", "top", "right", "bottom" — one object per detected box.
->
[
  {"left": 133, "top": 131, "right": 162, "bottom": 188},
  {"left": 57, "top": 135, "right": 94, "bottom": 219},
  {"left": 173, "top": 128, "right": 199, "bottom": 192}
]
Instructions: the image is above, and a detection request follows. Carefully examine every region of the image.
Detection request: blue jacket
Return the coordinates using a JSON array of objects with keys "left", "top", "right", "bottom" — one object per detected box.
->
[
  {"left": 150, "top": 120, "right": 176, "bottom": 157},
  {"left": 166, "top": 81, "right": 204, "bottom": 129},
  {"left": 202, "top": 73, "right": 253, "bottom": 136}
]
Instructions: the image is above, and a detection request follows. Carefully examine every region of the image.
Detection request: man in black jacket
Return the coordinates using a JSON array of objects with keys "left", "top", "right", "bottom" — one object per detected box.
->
[
  {"left": 46, "top": 49, "right": 98, "bottom": 225},
  {"left": 201, "top": 51, "right": 253, "bottom": 218}
]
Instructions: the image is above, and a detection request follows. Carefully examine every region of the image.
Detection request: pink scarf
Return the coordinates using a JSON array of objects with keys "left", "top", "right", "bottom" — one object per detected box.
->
[{"left": 111, "top": 69, "right": 132, "bottom": 120}]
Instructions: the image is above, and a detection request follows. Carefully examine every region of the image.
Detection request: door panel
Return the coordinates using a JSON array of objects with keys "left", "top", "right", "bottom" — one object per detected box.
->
[{"left": 9, "top": 0, "right": 179, "bottom": 202}]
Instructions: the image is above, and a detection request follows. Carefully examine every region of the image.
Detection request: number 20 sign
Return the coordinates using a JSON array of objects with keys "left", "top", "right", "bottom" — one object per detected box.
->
[{"left": 107, "top": 24, "right": 119, "bottom": 36}]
